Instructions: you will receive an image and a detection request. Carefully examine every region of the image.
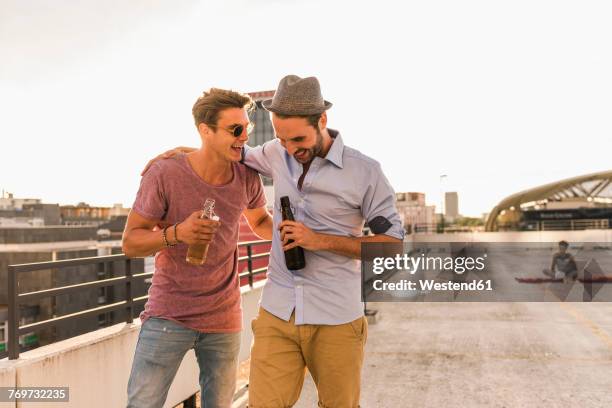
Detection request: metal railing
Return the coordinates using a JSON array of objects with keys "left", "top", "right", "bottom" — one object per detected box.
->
[
  {"left": 238, "top": 240, "right": 272, "bottom": 287},
  {"left": 6, "top": 254, "right": 147, "bottom": 360},
  {"left": 538, "top": 219, "right": 610, "bottom": 231},
  {"left": 4, "top": 240, "right": 271, "bottom": 360}
]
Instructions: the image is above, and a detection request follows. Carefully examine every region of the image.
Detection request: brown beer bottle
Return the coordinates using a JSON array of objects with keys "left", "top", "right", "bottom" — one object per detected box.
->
[{"left": 280, "top": 196, "right": 306, "bottom": 270}]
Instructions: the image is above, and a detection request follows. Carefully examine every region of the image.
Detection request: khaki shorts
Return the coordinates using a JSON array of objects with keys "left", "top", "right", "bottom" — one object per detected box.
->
[{"left": 248, "top": 307, "right": 368, "bottom": 408}]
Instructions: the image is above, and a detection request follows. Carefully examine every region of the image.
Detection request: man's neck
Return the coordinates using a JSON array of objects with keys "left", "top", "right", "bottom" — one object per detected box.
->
[
  {"left": 299, "top": 129, "right": 335, "bottom": 189},
  {"left": 188, "top": 148, "right": 233, "bottom": 185},
  {"left": 317, "top": 128, "right": 334, "bottom": 158}
]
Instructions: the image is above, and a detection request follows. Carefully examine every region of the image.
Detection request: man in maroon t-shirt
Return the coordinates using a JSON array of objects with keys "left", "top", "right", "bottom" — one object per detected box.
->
[{"left": 122, "top": 88, "right": 272, "bottom": 408}]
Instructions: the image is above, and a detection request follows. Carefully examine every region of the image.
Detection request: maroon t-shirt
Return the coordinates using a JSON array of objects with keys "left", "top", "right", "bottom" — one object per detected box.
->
[{"left": 132, "top": 153, "right": 266, "bottom": 333}]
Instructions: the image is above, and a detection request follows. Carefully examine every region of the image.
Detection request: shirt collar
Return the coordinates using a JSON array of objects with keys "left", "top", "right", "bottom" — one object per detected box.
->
[{"left": 324, "top": 128, "right": 344, "bottom": 168}]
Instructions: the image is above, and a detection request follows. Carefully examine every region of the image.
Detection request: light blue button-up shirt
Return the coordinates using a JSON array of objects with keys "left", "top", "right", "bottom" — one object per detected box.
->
[{"left": 244, "top": 129, "right": 404, "bottom": 325}]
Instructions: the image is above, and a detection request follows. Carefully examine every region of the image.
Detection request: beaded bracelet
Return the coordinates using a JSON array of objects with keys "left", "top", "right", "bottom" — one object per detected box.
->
[
  {"left": 173, "top": 222, "right": 181, "bottom": 244},
  {"left": 162, "top": 226, "right": 173, "bottom": 247}
]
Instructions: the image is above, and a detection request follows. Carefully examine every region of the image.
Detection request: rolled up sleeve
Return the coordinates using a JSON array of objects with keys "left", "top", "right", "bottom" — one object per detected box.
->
[{"left": 361, "top": 163, "right": 405, "bottom": 240}]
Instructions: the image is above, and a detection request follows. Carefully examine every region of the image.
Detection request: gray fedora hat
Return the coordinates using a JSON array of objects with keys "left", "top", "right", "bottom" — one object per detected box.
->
[{"left": 262, "top": 75, "right": 332, "bottom": 116}]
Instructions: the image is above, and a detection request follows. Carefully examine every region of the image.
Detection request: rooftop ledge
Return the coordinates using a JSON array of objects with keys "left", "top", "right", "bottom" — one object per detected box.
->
[{"left": 0, "top": 280, "right": 265, "bottom": 408}]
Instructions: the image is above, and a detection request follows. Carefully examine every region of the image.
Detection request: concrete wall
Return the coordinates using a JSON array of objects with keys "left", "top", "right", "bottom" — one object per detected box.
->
[
  {"left": 0, "top": 362, "right": 16, "bottom": 408},
  {"left": 0, "top": 284, "right": 264, "bottom": 408}
]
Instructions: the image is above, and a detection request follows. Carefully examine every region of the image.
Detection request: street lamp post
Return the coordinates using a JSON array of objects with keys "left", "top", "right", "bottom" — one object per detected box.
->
[{"left": 438, "top": 174, "right": 447, "bottom": 233}]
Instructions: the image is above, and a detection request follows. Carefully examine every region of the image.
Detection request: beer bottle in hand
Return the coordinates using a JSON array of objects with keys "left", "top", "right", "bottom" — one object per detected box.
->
[
  {"left": 280, "top": 196, "right": 306, "bottom": 270},
  {"left": 186, "top": 198, "right": 219, "bottom": 265}
]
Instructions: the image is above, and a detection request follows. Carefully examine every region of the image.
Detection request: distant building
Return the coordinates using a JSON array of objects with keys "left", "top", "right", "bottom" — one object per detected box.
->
[
  {"left": 0, "top": 194, "right": 129, "bottom": 228},
  {"left": 59, "top": 202, "right": 130, "bottom": 241},
  {"left": 248, "top": 90, "right": 276, "bottom": 148},
  {"left": 248, "top": 90, "right": 277, "bottom": 205},
  {"left": 0, "top": 225, "right": 99, "bottom": 244},
  {"left": 395, "top": 192, "right": 436, "bottom": 233},
  {"left": 110, "top": 203, "right": 130, "bottom": 218},
  {"left": 60, "top": 203, "right": 128, "bottom": 226},
  {"left": 0, "top": 192, "right": 40, "bottom": 210},
  {"left": 0, "top": 193, "right": 60, "bottom": 226},
  {"left": 445, "top": 192, "right": 459, "bottom": 222}
]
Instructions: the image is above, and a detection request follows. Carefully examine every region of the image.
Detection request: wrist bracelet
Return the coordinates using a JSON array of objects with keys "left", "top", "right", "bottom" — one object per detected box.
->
[
  {"left": 173, "top": 223, "right": 181, "bottom": 244},
  {"left": 162, "top": 226, "right": 172, "bottom": 247}
]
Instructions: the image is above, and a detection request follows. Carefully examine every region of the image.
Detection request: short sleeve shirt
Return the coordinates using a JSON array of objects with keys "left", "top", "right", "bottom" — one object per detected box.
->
[{"left": 132, "top": 153, "right": 266, "bottom": 333}]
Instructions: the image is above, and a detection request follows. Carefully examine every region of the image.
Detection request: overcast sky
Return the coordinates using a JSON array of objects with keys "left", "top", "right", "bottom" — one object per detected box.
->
[{"left": 1, "top": 0, "right": 611, "bottom": 216}]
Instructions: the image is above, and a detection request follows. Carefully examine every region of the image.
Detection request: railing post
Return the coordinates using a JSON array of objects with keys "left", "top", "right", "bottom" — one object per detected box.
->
[
  {"left": 125, "top": 258, "right": 133, "bottom": 324},
  {"left": 247, "top": 245, "right": 253, "bottom": 288},
  {"left": 108, "top": 261, "right": 115, "bottom": 323},
  {"left": 7, "top": 266, "right": 20, "bottom": 360},
  {"left": 97, "top": 260, "right": 107, "bottom": 325}
]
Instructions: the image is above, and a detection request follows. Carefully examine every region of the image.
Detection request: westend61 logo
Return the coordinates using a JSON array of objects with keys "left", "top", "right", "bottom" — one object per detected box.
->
[
  {"left": 361, "top": 242, "right": 612, "bottom": 302},
  {"left": 372, "top": 253, "right": 487, "bottom": 275}
]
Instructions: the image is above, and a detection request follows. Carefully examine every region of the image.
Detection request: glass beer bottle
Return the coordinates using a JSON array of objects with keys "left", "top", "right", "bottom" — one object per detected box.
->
[
  {"left": 280, "top": 196, "right": 306, "bottom": 270},
  {"left": 186, "top": 198, "right": 219, "bottom": 265}
]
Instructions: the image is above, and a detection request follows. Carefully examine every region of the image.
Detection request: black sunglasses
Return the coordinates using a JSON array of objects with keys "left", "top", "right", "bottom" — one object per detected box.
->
[{"left": 215, "top": 122, "right": 255, "bottom": 137}]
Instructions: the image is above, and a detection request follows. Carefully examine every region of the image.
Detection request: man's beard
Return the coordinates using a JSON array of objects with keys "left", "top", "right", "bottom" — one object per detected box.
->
[{"left": 295, "top": 129, "right": 323, "bottom": 163}]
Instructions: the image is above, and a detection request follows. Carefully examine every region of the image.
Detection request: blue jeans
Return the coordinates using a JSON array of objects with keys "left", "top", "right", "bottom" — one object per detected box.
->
[{"left": 127, "top": 317, "right": 241, "bottom": 408}]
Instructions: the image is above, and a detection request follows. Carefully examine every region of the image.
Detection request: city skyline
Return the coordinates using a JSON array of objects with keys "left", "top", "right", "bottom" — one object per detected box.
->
[{"left": 2, "top": 1, "right": 611, "bottom": 217}]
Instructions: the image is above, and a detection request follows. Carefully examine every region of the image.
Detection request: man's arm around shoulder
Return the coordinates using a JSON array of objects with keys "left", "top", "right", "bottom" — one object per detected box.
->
[{"left": 242, "top": 206, "right": 273, "bottom": 240}]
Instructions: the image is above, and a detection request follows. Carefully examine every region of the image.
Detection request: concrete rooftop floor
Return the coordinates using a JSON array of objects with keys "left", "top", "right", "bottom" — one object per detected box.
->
[{"left": 293, "top": 301, "right": 612, "bottom": 408}]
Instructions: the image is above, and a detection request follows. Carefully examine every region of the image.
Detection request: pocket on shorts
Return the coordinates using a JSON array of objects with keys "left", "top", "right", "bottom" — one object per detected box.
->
[
  {"left": 250, "top": 307, "right": 265, "bottom": 333},
  {"left": 348, "top": 316, "right": 367, "bottom": 341}
]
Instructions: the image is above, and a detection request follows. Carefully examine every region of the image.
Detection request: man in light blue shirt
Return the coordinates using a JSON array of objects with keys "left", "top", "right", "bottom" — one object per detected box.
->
[
  {"left": 145, "top": 75, "right": 404, "bottom": 407},
  {"left": 244, "top": 116, "right": 404, "bottom": 327},
  {"left": 245, "top": 75, "right": 403, "bottom": 408}
]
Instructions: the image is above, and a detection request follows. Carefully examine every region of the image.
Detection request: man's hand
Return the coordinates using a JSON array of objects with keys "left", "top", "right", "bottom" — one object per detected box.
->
[
  {"left": 177, "top": 210, "right": 221, "bottom": 246},
  {"left": 279, "top": 220, "right": 320, "bottom": 251},
  {"left": 280, "top": 220, "right": 402, "bottom": 259},
  {"left": 141, "top": 146, "right": 197, "bottom": 176}
]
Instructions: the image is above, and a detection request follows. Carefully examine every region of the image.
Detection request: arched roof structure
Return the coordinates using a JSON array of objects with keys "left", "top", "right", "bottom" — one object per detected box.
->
[{"left": 485, "top": 171, "right": 612, "bottom": 231}]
